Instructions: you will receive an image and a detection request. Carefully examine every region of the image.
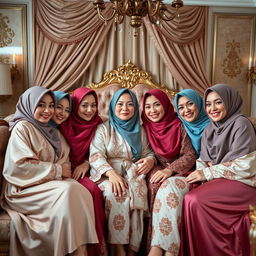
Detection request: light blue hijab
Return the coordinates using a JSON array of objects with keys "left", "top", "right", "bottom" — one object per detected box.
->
[
  {"left": 174, "top": 89, "right": 210, "bottom": 156},
  {"left": 109, "top": 88, "right": 142, "bottom": 161},
  {"left": 49, "top": 91, "right": 71, "bottom": 128}
]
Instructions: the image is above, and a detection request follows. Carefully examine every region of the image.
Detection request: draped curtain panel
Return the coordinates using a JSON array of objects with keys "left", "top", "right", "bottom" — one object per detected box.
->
[{"left": 33, "top": 0, "right": 210, "bottom": 93}]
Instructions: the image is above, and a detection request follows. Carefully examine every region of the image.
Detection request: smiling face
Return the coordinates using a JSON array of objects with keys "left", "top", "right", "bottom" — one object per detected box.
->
[
  {"left": 177, "top": 96, "right": 199, "bottom": 123},
  {"left": 144, "top": 95, "right": 165, "bottom": 123},
  {"left": 115, "top": 93, "right": 135, "bottom": 121},
  {"left": 51, "top": 97, "right": 70, "bottom": 125},
  {"left": 205, "top": 91, "right": 227, "bottom": 122},
  {"left": 77, "top": 93, "right": 97, "bottom": 121},
  {"left": 34, "top": 93, "right": 55, "bottom": 123}
]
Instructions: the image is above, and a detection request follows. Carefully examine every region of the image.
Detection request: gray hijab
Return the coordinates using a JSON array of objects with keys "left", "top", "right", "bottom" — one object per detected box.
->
[
  {"left": 9, "top": 86, "right": 62, "bottom": 157},
  {"left": 200, "top": 84, "right": 256, "bottom": 164}
]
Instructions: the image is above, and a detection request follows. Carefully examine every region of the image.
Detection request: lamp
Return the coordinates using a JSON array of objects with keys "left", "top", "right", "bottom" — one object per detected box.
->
[
  {"left": 10, "top": 54, "right": 20, "bottom": 83},
  {"left": 0, "top": 63, "right": 13, "bottom": 102},
  {"left": 94, "top": 0, "right": 183, "bottom": 29}
]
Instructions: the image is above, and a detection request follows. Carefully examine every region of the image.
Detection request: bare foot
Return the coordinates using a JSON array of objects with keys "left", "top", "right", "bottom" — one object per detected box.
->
[
  {"left": 115, "top": 244, "right": 126, "bottom": 256},
  {"left": 128, "top": 248, "right": 136, "bottom": 256},
  {"left": 148, "top": 246, "right": 163, "bottom": 256},
  {"left": 70, "top": 245, "right": 87, "bottom": 256}
]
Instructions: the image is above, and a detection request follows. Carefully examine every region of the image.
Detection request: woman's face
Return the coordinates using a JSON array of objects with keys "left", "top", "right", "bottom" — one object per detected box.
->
[
  {"left": 34, "top": 93, "right": 55, "bottom": 123},
  {"left": 78, "top": 94, "right": 97, "bottom": 121},
  {"left": 205, "top": 91, "right": 227, "bottom": 122},
  {"left": 144, "top": 95, "right": 165, "bottom": 122},
  {"left": 115, "top": 93, "right": 135, "bottom": 121},
  {"left": 177, "top": 96, "right": 199, "bottom": 122},
  {"left": 51, "top": 98, "right": 70, "bottom": 125}
]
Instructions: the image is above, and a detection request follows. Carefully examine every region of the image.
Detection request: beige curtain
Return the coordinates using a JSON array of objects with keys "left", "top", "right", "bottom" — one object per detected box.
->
[
  {"left": 33, "top": 0, "right": 114, "bottom": 91},
  {"left": 144, "top": 6, "right": 211, "bottom": 94},
  {"left": 79, "top": 17, "right": 178, "bottom": 90},
  {"left": 33, "top": 0, "right": 209, "bottom": 93}
]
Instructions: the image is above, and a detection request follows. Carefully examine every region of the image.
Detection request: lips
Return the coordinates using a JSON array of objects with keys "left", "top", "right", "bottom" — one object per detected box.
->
[
  {"left": 185, "top": 113, "right": 193, "bottom": 118},
  {"left": 210, "top": 112, "right": 220, "bottom": 117},
  {"left": 150, "top": 114, "right": 159, "bottom": 119},
  {"left": 41, "top": 114, "right": 51, "bottom": 120}
]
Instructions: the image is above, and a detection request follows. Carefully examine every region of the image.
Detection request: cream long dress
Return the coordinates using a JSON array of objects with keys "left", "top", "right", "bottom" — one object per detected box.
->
[
  {"left": 1, "top": 120, "right": 98, "bottom": 256},
  {"left": 89, "top": 121, "right": 155, "bottom": 252}
]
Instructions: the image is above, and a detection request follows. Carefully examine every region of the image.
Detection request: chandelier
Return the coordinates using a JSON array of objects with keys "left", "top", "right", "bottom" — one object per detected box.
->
[{"left": 93, "top": 0, "right": 184, "bottom": 29}]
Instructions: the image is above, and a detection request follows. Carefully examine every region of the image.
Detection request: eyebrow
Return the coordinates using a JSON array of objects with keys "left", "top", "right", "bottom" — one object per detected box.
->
[
  {"left": 178, "top": 100, "right": 192, "bottom": 106},
  {"left": 206, "top": 97, "right": 222, "bottom": 102},
  {"left": 117, "top": 100, "right": 133, "bottom": 103}
]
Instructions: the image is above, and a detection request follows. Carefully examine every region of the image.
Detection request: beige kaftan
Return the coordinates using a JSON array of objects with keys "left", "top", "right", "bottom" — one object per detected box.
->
[{"left": 1, "top": 120, "right": 98, "bottom": 256}]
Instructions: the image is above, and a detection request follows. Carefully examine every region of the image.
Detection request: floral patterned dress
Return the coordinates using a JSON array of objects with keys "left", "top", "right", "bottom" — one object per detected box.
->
[
  {"left": 89, "top": 121, "right": 155, "bottom": 252},
  {"left": 146, "top": 125, "right": 197, "bottom": 255}
]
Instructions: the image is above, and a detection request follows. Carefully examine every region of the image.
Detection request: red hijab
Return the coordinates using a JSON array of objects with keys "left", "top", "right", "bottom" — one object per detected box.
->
[
  {"left": 60, "top": 88, "right": 102, "bottom": 170},
  {"left": 141, "top": 89, "right": 182, "bottom": 159}
]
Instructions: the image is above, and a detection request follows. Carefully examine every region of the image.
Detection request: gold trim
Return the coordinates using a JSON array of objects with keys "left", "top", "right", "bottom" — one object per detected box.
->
[
  {"left": 249, "top": 205, "right": 256, "bottom": 256},
  {"left": 87, "top": 61, "right": 177, "bottom": 96}
]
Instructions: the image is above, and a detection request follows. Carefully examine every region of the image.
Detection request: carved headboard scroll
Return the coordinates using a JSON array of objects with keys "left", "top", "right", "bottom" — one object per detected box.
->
[
  {"left": 86, "top": 61, "right": 177, "bottom": 120},
  {"left": 87, "top": 61, "right": 177, "bottom": 96}
]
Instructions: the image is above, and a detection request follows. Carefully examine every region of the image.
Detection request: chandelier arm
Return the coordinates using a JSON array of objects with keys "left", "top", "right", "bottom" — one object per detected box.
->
[
  {"left": 115, "top": 14, "right": 125, "bottom": 24},
  {"left": 147, "top": 0, "right": 161, "bottom": 17},
  {"left": 96, "top": 7, "right": 117, "bottom": 22},
  {"left": 159, "top": 9, "right": 178, "bottom": 21},
  {"left": 120, "top": 0, "right": 130, "bottom": 15},
  {"left": 148, "top": 14, "right": 158, "bottom": 24}
]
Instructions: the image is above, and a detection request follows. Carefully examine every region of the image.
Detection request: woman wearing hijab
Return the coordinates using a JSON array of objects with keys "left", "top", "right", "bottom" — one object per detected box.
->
[
  {"left": 181, "top": 84, "right": 256, "bottom": 256},
  {"left": 1, "top": 86, "right": 98, "bottom": 256},
  {"left": 59, "top": 87, "right": 106, "bottom": 256},
  {"left": 141, "top": 89, "right": 197, "bottom": 256},
  {"left": 49, "top": 91, "right": 71, "bottom": 127},
  {"left": 89, "top": 88, "right": 155, "bottom": 256},
  {"left": 174, "top": 89, "right": 210, "bottom": 156}
]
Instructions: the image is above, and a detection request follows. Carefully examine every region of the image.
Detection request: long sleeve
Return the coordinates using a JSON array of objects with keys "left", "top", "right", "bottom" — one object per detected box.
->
[
  {"left": 164, "top": 125, "right": 197, "bottom": 175},
  {"left": 199, "top": 151, "right": 256, "bottom": 187},
  {"left": 3, "top": 121, "right": 69, "bottom": 188},
  {"left": 89, "top": 122, "right": 156, "bottom": 182},
  {"left": 89, "top": 123, "right": 115, "bottom": 182},
  {"left": 140, "top": 127, "right": 155, "bottom": 161}
]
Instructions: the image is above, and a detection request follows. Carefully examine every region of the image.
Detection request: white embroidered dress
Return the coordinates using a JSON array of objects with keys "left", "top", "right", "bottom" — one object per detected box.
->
[{"left": 89, "top": 121, "right": 155, "bottom": 252}]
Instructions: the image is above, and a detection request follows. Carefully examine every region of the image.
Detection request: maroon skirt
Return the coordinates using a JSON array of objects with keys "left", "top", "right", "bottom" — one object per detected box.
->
[{"left": 180, "top": 178, "right": 256, "bottom": 256}]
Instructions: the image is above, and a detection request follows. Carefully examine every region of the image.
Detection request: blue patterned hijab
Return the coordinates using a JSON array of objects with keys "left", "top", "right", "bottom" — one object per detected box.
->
[
  {"left": 109, "top": 88, "right": 142, "bottom": 161},
  {"left": 174, "top": 89, "right": 210, "bottom": 156},
  {"left": 49, "top": 91, "right": 72, "bottom": 127}
]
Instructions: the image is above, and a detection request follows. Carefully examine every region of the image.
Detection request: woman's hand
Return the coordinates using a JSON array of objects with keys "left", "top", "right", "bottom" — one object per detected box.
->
[
  {"left": 72, "top": 162, "right": 90, "bottom": 180},
  {"left": 185, "top": 170, "right": 206, "bottom": 183},
  {"left": 61, "top": 163, "right": 72, "bottom": 178},
  {"left": 105, "top": 170, "right": 128, "bottom": 197},
  {"left": 136, "top": 157, "right": 155, "bottom": 175},
  {"left": 149, "top": 169, "right": 173, "bottom": 184}
]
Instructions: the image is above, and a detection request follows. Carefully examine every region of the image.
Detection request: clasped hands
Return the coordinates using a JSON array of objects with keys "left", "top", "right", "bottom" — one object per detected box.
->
[{"left": 106, "top": 157, "right": 155, "bottom": 197}]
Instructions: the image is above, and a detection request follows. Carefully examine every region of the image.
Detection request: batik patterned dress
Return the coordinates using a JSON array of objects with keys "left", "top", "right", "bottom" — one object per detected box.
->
[
  {"left": 1, "top": 120, "right": 98, "bottom": 256},
  {"left": 89, "top": 121, "right": 155, "bottom": 252},
  {"left": 148, "top": 125, "right": 196, "bottom": 255}
]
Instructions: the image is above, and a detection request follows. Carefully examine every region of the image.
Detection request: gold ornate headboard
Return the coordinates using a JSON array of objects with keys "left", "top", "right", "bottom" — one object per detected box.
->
[{"left": 87, "top": 61, "right": 177, "bottom": 120}]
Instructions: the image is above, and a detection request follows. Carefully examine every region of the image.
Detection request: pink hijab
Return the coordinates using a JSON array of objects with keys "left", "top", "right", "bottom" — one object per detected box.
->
[
  {"left": 141, "top": 89, "right": 182, "bottom": 159},
  {"left": 60, "top": 88, "right": 102, "bottom": 170}
]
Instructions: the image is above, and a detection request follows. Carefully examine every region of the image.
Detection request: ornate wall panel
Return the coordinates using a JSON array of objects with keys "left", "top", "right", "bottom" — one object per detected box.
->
[{"left": 212, "top": 13, "right": 255, "bottom": 116}]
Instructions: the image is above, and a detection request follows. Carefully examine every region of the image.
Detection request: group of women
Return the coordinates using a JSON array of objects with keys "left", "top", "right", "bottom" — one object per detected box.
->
[{"left": 0, "top": 82, "right": 255, "bottom": 256}]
